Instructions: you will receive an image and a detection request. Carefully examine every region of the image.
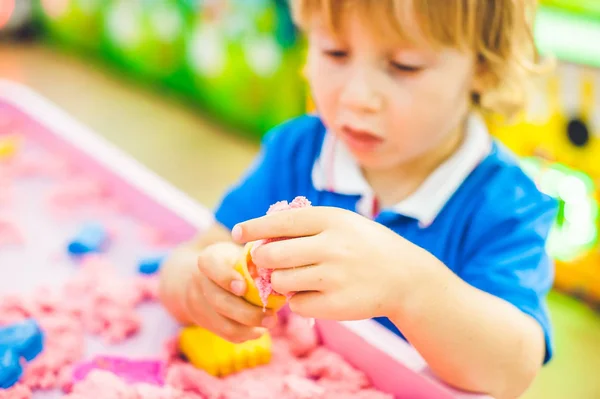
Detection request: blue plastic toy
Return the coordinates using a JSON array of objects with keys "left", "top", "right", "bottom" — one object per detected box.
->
[
  {"left": 138, "top": 253, "right": 166, "bottom": 275},
  {"left": 0, "top": 319, "right": 44, "bottom": 389},
  {"left": 67, "top": 222, "right": 109, "bottom": 255}
]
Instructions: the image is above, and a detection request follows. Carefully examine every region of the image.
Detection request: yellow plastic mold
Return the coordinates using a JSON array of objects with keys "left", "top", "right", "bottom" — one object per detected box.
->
[
  {"left": 233, "top": 242, "right": 287, "bottom": 311},
  {"left": 179, "top": 326, "right": 272, "bottom": 377}
]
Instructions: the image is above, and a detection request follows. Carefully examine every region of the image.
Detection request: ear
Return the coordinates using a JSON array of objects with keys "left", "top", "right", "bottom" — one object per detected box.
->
[{"left": 471, "top": 55, "right": 495, "bottom": 96}]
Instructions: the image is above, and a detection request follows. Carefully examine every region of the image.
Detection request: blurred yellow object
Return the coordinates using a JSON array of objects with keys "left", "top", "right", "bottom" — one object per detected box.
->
[
  {"left": 555, "top": 251, "right": 600, "bottom": 303},
  {"left": 0, "top": 135, "right": 20, "bottom": 159},
  {"left": 179, "top": 326, "right": 272, "bottom": 377},
  {"left": 234, "top": 242, "right": 287, "bottom": 311},
  {"left": 486, "top": 63, "right": 600, "bottom": 304},
  {"left": 487, "top": 65, "right": 600, "bottom": 178}
]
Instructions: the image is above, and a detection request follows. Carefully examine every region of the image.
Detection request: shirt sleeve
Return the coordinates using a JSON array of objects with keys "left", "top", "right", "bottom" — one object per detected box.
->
[
  {"left": 458, "top": 195, "right": 558, "bottom": 365},
  {"left": 213, "top": 124, "right": 289, "bottom": 231}
]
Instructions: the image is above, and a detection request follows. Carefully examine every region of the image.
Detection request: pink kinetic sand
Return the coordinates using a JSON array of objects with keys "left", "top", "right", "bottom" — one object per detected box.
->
[
  {"left": 62, "top": 370, "right": 202, "bottom": 399},
  {"left": 0, "top": 178, "right": 13, "bottom": 207},
  {"left": 164, "top": 363, "right": 224, "bottom": 399},
  {"left": 45, "top": 177, "right": 125, "bottom": 220},
  {"left": 0, "top": 384, "right": 32, "bottom": 399},
  {"left": 138, "top": 224, "right": 178, "bottom": 248},
  {"left": 285, "top": 314, "right": 319, "bottom": 357},
  {"left": 47, "top": 179, "right": 108, "bottom": 207},
  {"left": 249, "top": 196, "right": 312, "bottom": 307},
  {"left": 0, "top": 256, "right": 160, "bottom": 391},
  {"left": 59, "top": 324, "right": 393, "bottom": 399},
  {"left": 0, "top": 215, "right": 25, "bottom": 247},
  {"left": 7, "top": 148, "right": 72, "bottom": 179},
  {"left": 1, "top": 246, "right": 394, "bottom": 398},
  {"left": 71, "top": 356, "right": 165, "bottom": 386}
]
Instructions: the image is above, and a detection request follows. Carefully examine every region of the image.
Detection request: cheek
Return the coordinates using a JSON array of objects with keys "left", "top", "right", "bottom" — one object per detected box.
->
[
  {"left": 385, "top": 74, "right": 469, "bottom": 149},
  {"left": 306, "top": 58, "right": 341, "bottom": 119},
  {"left": 419, "top": 72, "right": 471, "bottom": 137},
  {"left": 384, "top": 80, "right": 428, "bottom": 137}
]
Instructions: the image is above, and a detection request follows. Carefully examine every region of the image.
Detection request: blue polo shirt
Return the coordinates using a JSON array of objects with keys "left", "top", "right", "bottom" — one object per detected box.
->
[{"left": 214, "top": 114, "right": 557, "bottom": 364}]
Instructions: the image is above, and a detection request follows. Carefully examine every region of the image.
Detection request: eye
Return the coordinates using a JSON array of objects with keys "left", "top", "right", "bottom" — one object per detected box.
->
[
  {"left": 323, "top": 49, "right": 348, "bottom": 59},
  {"left": 390, "top": 61, "right": 422, "bottom": 73}
]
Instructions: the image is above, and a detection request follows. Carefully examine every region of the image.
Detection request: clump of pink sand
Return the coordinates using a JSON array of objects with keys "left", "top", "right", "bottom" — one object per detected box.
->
[
  {"left": 0, "top": 214, "right": 25, "bottom": 247},
  {"left": 249, "top": 196, "right": 312, "bottom": 307},
  {"left": 57, "top": 307, "right": 390, "bottom": 399},
  {"left": 0, "top": 383, "right": 32, "bottom": 399},
  {"left": 62, "top": 370, "right": 204, "bottom": 399}
]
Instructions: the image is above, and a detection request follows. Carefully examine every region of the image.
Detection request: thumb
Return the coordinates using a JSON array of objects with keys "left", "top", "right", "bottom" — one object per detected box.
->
[{"left": 198, "top": 242, "right": 246, "bottom": 296}]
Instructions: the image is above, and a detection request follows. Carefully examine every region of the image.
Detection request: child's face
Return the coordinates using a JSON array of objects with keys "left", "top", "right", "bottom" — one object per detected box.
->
[{"left": 305, "top": 11, "right": 478, "bottom": 170}]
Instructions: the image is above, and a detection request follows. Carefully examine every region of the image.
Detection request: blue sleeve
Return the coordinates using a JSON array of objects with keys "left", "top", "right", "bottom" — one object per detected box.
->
[
  {"left": 214, "top": 130, "right": 282, "bottom": 231},
  {"left": 459, "top": 195, "right": 558, "bottom": 365}
]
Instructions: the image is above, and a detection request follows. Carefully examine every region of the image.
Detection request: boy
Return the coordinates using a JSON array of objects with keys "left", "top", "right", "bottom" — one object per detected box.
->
[{"left": 159, "top": 1, "right": 557, "bottom": 398}]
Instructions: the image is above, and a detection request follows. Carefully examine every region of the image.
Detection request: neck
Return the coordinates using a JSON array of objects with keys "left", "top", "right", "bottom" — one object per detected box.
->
[{"left": 363, "top": 120, "right": 467, "bottom": 208}]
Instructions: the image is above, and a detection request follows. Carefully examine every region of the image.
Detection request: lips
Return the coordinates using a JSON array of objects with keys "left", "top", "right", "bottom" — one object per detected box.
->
[{"left": 340, "top": 126, "right": 384, "bottom": 152}]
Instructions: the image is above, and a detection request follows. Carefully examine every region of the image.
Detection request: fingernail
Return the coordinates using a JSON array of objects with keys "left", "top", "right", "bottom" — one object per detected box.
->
[
  {"left": 230, "top": 280, "right": 245, "bottom": 296},
  {"left": 232, "top": 224, "right": 242, "bottom": 241},
  {"left": 262, "top": 316, "right": 276, "bottom": 328}
]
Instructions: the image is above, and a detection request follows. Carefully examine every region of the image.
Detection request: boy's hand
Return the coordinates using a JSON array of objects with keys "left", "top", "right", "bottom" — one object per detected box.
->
[
  {"left": 184, "top": 242, "right": 278, "bottom": 343},
  {"left": 232, "top": 207, "right": 433, "bottom": 321}
]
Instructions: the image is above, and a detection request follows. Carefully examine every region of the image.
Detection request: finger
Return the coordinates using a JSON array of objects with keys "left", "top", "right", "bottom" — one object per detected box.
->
[
  {"left": 251, "top": 235, "right": 322, "bottom": 269},
  {"left": 290, "top": 291, "right": 362, "bottom": 320},
  {"left": 184, "top": 282, "right": 266, "bottom": 343},
  {"left": 270, "top": 265, "right": 328, "bottom": 295},
  {"left": 200, "top": 274, "right": 279, "bottom": 329},
  {"left": 232, "top": 207, "right": 329, "bottom": 244},
  {"left": 198, "top": 243, "right": 246, "bottom": 296},
  {"left": 287, "top": 291, "right": 326, "bottom": 318}
]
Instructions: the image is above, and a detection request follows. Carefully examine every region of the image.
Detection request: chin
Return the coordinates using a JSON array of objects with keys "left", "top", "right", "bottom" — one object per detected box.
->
[
  {"left": 352, "top": 152, "right": 403, "bottom": 171},
  {"left": 342, "top": 143, "right": 396, "bottom": 167}
]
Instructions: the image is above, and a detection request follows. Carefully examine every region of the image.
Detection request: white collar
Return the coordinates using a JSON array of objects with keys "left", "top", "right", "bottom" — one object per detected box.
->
[{"left": 311, "top": 113, "right": 492, "bottom": 226}]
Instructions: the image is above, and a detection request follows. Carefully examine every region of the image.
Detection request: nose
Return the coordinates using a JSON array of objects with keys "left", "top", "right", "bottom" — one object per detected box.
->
[{"left": 339, "top": 67, "right": 382, "bottom": 114}]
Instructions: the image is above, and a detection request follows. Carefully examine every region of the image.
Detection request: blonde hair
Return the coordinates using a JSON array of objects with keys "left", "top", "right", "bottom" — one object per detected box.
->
[{"left": 290, "top": 0, "right": 552, "bottom": 119}]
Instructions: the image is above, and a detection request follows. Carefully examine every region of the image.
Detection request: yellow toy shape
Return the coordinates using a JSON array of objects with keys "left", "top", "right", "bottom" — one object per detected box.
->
[
  {"left": 486, "top": 73, "right": 563, "bottom": 160},
  {"left": 562, "top": 68, "right": 600, "bottom": 178},
  {"left": 234, "top": 242, "right": 287, "bottom": 311},
  {"left": 0, "top": 135, "right": 20, "bottom": 159},
  {"left": 488, "top": 63, "right": 600, "bottom": 180},
  {"left": 178, "top": 326, "right": 272, "bottom": 377}
]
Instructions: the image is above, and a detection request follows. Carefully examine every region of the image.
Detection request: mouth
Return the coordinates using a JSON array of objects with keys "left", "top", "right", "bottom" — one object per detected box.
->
[{"left": 340, "top": 126, "right": 384, "bottom": 152}]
